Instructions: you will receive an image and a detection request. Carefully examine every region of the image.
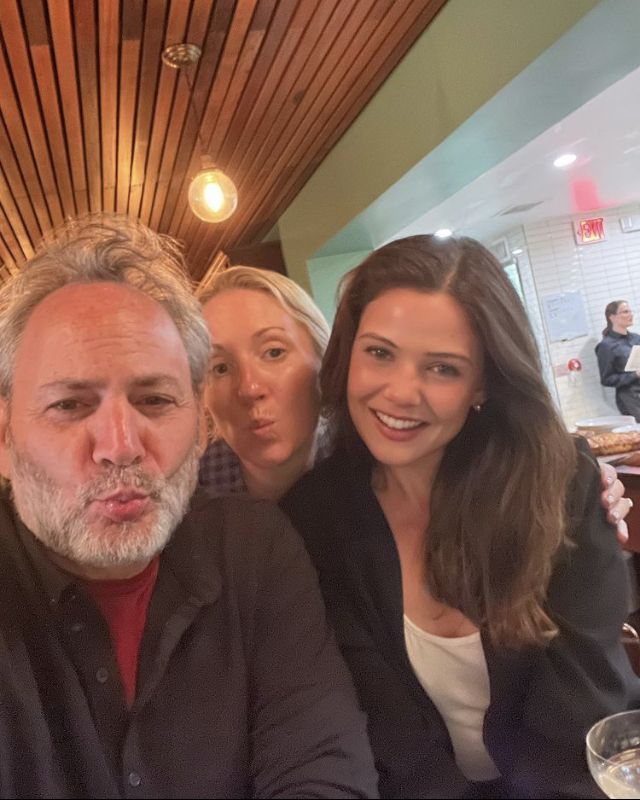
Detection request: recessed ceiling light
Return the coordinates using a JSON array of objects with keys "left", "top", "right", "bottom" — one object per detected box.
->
[
  {"left": 553, "top": 153, "right": 577, "bottom": 168},
  {"left": 434, "top": 228, "right": 452, "bottom": 238},
  {"left": 512, "top": 248, "right": 523, "bottom": 255}
]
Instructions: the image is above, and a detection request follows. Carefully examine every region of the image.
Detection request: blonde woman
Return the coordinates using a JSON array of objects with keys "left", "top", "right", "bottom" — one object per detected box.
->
[{"left": 198, "top": 267, "right": 330, "bottom": 501}]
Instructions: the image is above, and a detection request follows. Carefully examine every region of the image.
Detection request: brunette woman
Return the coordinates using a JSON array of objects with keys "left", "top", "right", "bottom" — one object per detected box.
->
[
  {"left": 596, "top": 299, "right": 640, "bottom": 421},
  {"left": 283, "top": 236, "right": 640, "bottom": 798}
]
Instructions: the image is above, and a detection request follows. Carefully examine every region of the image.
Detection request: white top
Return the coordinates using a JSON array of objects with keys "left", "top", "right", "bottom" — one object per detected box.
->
[{"left": 403, "top": 615, "right": 501, "bottom": 782}]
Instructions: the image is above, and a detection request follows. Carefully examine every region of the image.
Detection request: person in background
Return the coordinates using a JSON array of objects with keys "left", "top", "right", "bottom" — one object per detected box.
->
[
  {"left": 199, "top": 268, "right": 631, "bottom": 535},
  {"left": 596, "top": 299, "right": 640, "bottom": 421},
  {"left": 0, "top": 216, "right": 378, "bottom": 798},
  {"left": 282, "top": 235, "right": 640, "bottom": 799}
]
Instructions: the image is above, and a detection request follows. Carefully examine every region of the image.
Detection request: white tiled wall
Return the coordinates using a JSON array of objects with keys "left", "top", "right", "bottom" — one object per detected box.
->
[
  {"left": 502, "top": 226, "right": 559, "bottom": 406},
  {"left": 519, "top": 204, "right": 640, "bottom": 426}
]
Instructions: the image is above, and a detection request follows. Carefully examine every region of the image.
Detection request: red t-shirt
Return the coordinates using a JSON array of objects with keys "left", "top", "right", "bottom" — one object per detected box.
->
[{"left": 81, "top": 557, "right": 159, "bottom": 707}]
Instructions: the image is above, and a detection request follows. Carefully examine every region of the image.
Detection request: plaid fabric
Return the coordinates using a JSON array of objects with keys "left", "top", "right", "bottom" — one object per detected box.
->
[
  {"left": 198, "top": 422, "right": 333, "bottom": 499},
  {"left": 198, "top": 438, "right": 248, "bottom": 497}
]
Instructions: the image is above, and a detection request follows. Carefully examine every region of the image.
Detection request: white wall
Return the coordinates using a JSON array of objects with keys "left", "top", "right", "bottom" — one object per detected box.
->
[
  {"left": 500, "top": 226, "right": 559, "bottom": 407},
  {"left": 521, "top": 204, "right": 640, "bottom": 426}
]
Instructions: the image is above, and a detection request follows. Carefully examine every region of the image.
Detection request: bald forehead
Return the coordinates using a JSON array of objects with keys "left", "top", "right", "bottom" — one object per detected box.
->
[
  {"left": 27, "top": 282, "right": 167, "bottom": 330},
  {"left": 12, "top": 281, "right": 193, "bottom": 395},
  {"left": 18, "top": 283, "right": 184, "bottom": 358}
]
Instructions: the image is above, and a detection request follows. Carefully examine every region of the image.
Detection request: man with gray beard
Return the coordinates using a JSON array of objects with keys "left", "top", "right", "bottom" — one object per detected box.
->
[{"left": 0, "top": 216, "right": 377, "bottom": 799}]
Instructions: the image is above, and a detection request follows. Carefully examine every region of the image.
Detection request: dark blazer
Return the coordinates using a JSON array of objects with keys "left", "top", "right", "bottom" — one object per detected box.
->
[
  {"left": 0, "top": 489, "right": 378, "bottom": 798},
  {"left": 282, "top": 439, "right": 640, "bottom": 799},
  {"left": 595, "top": 330, "right": 640, "bottom": 419}
]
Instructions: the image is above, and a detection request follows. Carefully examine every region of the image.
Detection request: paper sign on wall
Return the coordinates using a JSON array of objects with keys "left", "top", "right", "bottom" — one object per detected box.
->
[{"left": 541, "top": 291, "right": 589, "bottom": 342}]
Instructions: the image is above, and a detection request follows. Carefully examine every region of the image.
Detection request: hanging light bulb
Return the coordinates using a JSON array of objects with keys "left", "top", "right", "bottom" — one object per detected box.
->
[
  {"left": 188, "top": 159, "right": 238, "bottom": 223},
  {"left": 162, "top": 43, "right": 239, "bottom": 224}
]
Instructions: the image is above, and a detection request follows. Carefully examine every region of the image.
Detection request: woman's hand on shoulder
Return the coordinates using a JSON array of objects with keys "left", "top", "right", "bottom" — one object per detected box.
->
[{"left": 599, "top": 462, "right": 631, "bottom": 544}]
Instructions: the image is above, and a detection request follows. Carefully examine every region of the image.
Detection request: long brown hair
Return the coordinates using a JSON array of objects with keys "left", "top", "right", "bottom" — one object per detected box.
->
[{"left": 321, "top": 235, "right": 577, "bottom": 649}]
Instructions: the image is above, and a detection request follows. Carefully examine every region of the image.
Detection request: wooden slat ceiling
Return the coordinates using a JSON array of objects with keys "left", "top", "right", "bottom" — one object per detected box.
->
[{"left": 0, "top": 0, "right": 446, "bottom": 282}]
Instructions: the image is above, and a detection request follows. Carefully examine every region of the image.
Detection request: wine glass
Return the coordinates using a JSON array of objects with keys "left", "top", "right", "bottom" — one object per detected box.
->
[{"left": 586, "top": 710, "right": 640, "bottom": 798}]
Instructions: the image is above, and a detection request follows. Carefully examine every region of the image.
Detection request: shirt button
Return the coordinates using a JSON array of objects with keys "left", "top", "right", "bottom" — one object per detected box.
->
[
  {"left": 70, "top": 621, "right": 85, "bottom": 633},
  {"left": 95, "top": 667, "right": 109, "bottom": 684},
  {"left": 128, "top": 771, "right": 142, "bottom": 787}
]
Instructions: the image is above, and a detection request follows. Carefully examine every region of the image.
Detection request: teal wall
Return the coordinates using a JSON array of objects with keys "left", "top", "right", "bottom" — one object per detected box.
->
[
  {"left": 279, "top": 0, "right": 602, "bottom": 290},
  {"left": 307, "top": 250, "right": 371, "bottom": 324}
]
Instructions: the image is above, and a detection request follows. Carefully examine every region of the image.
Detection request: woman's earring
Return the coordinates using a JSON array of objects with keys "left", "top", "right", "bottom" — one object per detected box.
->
[{"left": 472, "top": 403, "right": 482, "bottom": 413}]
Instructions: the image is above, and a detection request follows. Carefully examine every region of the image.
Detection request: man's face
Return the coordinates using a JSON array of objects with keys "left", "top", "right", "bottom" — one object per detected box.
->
[{"left": 0, "top": 282, "right": 202, "bottom": 578}]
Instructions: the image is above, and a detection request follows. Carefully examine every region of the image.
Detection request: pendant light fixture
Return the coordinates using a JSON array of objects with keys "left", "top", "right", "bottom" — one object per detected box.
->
[{"left": 162, "top": 43, "right": 238, "bottom": 223}]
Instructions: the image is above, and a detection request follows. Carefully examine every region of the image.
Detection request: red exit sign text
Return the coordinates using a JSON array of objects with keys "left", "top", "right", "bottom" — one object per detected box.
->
[{"left": 574, "top": 217, "right": 605, "bottom": 244}]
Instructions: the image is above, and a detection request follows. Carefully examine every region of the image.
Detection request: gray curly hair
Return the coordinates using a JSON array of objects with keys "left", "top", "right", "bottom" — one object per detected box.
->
[{"left": 0, "top": 214, "right": 210, "bottom": 398}]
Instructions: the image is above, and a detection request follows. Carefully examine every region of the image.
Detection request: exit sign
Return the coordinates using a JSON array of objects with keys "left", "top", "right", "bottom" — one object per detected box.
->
[{"left": 574, "top": 217, "right": 605, "bottom": 244}]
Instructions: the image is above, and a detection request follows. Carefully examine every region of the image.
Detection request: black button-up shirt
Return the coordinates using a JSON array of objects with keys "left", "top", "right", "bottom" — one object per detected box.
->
[
  {"left": 0, "top": 489, "right": 377, "bottom": 798},
  {"left": 595, "top": 329, "right": 640, "bottom": 390}
]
